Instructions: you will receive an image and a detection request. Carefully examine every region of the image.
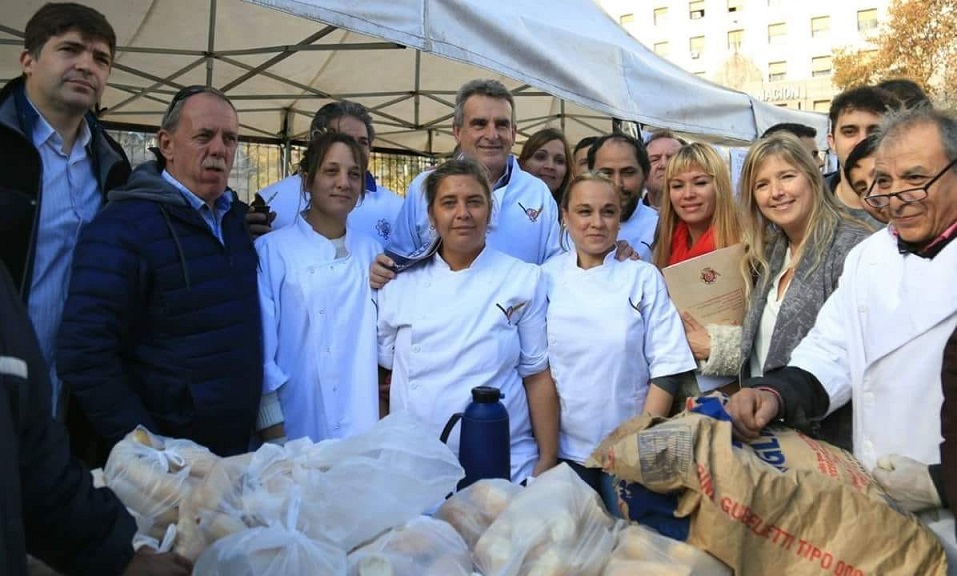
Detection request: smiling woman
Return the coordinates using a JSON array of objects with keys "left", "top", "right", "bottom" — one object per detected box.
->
[
  {"left": 714, "top": 133, "right": 872, "bottom": 450},
  {"left": 518, "top": 128, "right": 572, "bottom": 206},
  {"left": 377, "top": 158, "right": 561, "bottom": 484},
  {"left": 542, "top": 171, "right": 696, "bottom": 512},
  {"left": 254, "top": 131, "right": 382, "bottom": 446}
]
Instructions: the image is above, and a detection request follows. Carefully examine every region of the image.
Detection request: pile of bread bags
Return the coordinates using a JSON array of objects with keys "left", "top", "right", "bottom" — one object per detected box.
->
[{"left": 103, "top": 412, "right": 731, "bottom": 575}]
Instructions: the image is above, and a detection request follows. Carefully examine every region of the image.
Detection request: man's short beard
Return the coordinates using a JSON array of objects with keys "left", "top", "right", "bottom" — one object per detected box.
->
[{"left": 621, "top": 194, "right": 640, "bottom": 222}]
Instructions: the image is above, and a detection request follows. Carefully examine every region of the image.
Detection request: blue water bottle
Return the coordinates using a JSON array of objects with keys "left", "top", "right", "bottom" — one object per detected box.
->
[{"left": 440, "top": 386, "right": 511, "bottom": 489}]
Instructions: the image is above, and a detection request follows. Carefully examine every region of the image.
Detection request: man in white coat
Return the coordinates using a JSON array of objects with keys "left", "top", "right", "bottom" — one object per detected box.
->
[
  {"left": 372, "top": 79, "right": 561, "bottom": 281},
  {"left": 727, "top": 106, "right": 957, "bottom": 570},
  {"left": 255, "top": 101, "right": 403, "bottom": 246}
]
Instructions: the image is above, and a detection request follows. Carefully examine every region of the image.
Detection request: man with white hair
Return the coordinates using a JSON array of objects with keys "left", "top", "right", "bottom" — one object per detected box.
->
[{"left": 57, "top": 86, "right": 263, "bottom": 460}]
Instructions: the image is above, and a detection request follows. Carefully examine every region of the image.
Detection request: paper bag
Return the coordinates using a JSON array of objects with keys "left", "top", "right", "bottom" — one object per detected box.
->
[{"left": 588, "top": 406, "right": 948, "bottom": 575}]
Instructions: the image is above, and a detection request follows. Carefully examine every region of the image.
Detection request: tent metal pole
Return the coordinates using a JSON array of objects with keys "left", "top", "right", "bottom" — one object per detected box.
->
[
  {"left": 414, "top": 51, "right": 422, "bottom": 127},
  {"left": 560, "top": 101, "right": 566, "bottom": 132},
  {"left": 107, "top": 58, "right": 206, "bottom": 113},
  {"left": 281, "top": 107, "right": 293, "bottom": 178},
  {"left": 206, "top": 0, "right": 217, "bottom": 87},
  {"left": 219, "top": 26, "right": 337, "bottom": 92}
]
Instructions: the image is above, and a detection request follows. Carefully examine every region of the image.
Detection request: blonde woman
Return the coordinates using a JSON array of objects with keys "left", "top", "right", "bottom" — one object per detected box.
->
[
  {"left": 653, "top": 143, "right": 743, "bottom": 396},
  {"left": 712, "top": 133, "right": 872, "bottom": 450}
]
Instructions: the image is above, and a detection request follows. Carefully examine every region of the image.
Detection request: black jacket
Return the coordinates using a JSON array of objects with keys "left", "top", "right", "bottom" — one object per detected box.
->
[
  {"left": 0, "top": 261, "right": 136, "bottom": 576},
  {"left": 0, "top": 77, "right": 130, "bottom": 302}
]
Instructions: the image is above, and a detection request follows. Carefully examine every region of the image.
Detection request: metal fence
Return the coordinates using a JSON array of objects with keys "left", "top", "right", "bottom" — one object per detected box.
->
[{"left": 107, "top": 130, "right": 436, "bottom": 203}]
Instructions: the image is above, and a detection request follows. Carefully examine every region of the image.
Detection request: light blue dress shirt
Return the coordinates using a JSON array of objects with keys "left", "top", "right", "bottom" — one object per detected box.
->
[
  {"left": 160, "top": 170, "right": 233, "bottom": 244},
  {"left": 26, "top": 100, "right": 100, "bottom": 417}
]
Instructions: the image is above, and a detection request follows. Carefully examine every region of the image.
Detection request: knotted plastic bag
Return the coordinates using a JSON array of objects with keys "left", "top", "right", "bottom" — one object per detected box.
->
[
  {"left": 435, "top": 479, "right": 523, "bottom": 549},
  {"left": 601, "top": 524, "right": 730, "bottom": 576},
  {"left": 177, "top": 412, "right": 464, "bottom": 559},
  {"left": 347, "top": 516, "right": 472, "bottom": 576},
  {"left": 104, "top": 426, "right": 218, "bottom": 540},
  {"left": 474, "top": 463, "right": 618, "bottom": 576},
  {"left": 193, "top": 492, "right": 347, "bottom": 576}
]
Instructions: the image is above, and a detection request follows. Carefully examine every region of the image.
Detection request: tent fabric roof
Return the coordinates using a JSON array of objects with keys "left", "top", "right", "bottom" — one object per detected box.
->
[{"left": 0, "top": 0, "right": 828, "bottom": 154}]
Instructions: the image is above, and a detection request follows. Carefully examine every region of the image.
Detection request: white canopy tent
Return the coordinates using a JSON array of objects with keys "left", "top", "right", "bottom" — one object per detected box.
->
[{"left": 0, "top": 0, "right": 828, "bottom": 154}]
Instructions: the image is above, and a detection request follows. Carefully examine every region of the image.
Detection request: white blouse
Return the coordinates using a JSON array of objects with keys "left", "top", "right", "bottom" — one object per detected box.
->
[{"left": 750, "top": 248, "right": 792, "bottom": 377}]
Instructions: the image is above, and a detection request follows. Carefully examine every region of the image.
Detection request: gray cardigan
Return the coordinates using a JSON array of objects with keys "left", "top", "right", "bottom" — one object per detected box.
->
[{"left": 704, "top": 219, "right": 871, "bottom": 450}]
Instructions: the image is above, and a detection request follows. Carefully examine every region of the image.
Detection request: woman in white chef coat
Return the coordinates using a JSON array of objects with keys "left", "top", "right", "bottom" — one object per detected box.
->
[
  {"left": 255, "top": 131, "right": 381, "bottom": 444},
  {"left": 542, "top": 172, "right": 697, "bottom": 510},
  {"left": 377, "top": 158, "right": 560, "bottom": 483}
]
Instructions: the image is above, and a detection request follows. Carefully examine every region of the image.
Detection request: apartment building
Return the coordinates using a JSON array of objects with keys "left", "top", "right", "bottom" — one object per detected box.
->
[{"left": 600, "top": 0, "right": 890, "bottom": 113}]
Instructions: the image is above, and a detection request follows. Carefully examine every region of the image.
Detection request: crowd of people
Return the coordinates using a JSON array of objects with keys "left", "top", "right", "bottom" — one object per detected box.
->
[{"left": 3, "top": 2, "right": 957, "bottom": 575}]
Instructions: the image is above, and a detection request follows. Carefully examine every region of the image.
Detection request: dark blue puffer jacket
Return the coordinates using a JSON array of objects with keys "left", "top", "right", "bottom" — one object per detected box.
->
[{"left": 57, "top": 161, "right": 262, "bottom": 456}]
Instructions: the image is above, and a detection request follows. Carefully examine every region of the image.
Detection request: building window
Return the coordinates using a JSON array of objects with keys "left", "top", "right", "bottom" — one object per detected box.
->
[
  {"left": 689, "top": 35, "right": 705, "bottom": 59},
  {"left": 768, "top": 22, "right": 786, "bottom": 45},
  {"left": 813, "top": 100, "right": 830, "bottom": 112},
  {"left": 727, "top": 29, "right": 744, "bottom": 51},
  {"left": 857, "top": 9, "right": 878, "bottom": 33},
  {"left": 654, "top": 41, "right": 670, "bottom": 56},
  {"left": 811, "top": 55, "right": 833, "bottom": 77},
  {"left": 727, "top": 0, "right": 743, "bottom": 12},
  {"left": 689, "top": 0, "right": 705, "bottom": 19},
  {"left": 654, "top": 6, "right": 668, "bottom": 25},
  {"left": 810, "top": 16, "right": 830, "bottom": 38},
  {"left": 620, "top": 13, "right": 635, "bottom": 25},
  {"left": 768, "top": 61, "right": 786, "bottom": 82}
]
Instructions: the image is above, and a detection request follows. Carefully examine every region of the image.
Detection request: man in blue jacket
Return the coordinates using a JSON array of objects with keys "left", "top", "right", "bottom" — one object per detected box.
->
[{"left": 57, "top": 85, "right": 263, "bottom": 458}]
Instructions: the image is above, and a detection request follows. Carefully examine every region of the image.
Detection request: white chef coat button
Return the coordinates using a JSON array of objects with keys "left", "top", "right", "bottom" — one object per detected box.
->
[
  {"left": 325, "top": 347, "right": 331, "bottom": 353},
  {"left": 319, "top": 309, "right": 325, "bottom": 315},
  {"left": 425, "top": 281, "right": 431, "bottom": 287},
  {"left": 308, "top": 266, "right": 316, "bottom": 274},
  {"left": 413, "top": 345, "right": 421, "bottom": 353},
  {"left": 410, "top": 381, "right": 418, "bottom": 389}
]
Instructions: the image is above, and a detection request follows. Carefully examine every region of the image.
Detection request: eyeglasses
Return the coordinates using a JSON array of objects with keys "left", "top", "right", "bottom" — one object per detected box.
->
[
  {"left": 161, "top": 85, "right": 230, "bottom": 126},
  {"left": 864, "top": 157, "right": 957, "bottom": 209}
]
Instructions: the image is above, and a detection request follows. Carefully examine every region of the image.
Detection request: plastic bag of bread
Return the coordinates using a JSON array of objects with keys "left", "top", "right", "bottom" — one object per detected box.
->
[
  {"left": 174, "top": 452, "right": 255, "bottom": 560},
  {"left": 193, "top": 494, "right": 347, "bottom": 576},
  {"left": 290, "top": 412, "right": 464, "bottom": 551},
  {"left": 435, "top": 479, "right": 522, "bottom": 549},
  {"left": 178, "top": 413, "right": 463, "bottom": 558},
  {"left": 601, "top": 525, "right": 730, "bottom": 576},
  {"left": 347, "top": 516, "right": 471, "bottom": 576},
  {"left": 474, "top": 463, "right": 617, "bottom": 576},
  {"left": 104, "top": 426, "right": 219, "bottom": 539}
]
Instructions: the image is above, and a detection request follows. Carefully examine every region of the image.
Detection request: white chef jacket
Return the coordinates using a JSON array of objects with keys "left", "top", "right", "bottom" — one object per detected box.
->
[
  {"left": 787, "top": 229, "right": 957, "bottom": 569},
  {"left": 386, "top": 155, "right": 562, "bottom": 265},
  {"left": 618, "top": 201, "right": 659, "bottom": 261},
  {"left": 377, "top": 246, "right": 549, "bottom": 482},
  {"left": 256, "top": 173, "right": 403, "bottom": 247},
  {"left": 256, "top": 216, "right": 381, "bottom": 443},
  {"left": 542, "top": 250, "right": 696, "bottom": 464}
]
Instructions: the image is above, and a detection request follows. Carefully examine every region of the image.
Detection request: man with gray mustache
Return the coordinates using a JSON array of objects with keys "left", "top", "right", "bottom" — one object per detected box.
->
[{"left": 56, "top": 85, "right": 263, "bottom": 459}]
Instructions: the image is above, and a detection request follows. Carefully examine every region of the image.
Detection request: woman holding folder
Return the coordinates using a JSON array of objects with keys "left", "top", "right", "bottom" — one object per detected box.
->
[
  {"left": 709, "top": 133, "right": 872, "bottom": 450},
  {"left": 542, "top": 172, "right": 696, "bottom": 510},
  {"left": 652, "top": 143, "right": 743, "bottom": 397}
]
